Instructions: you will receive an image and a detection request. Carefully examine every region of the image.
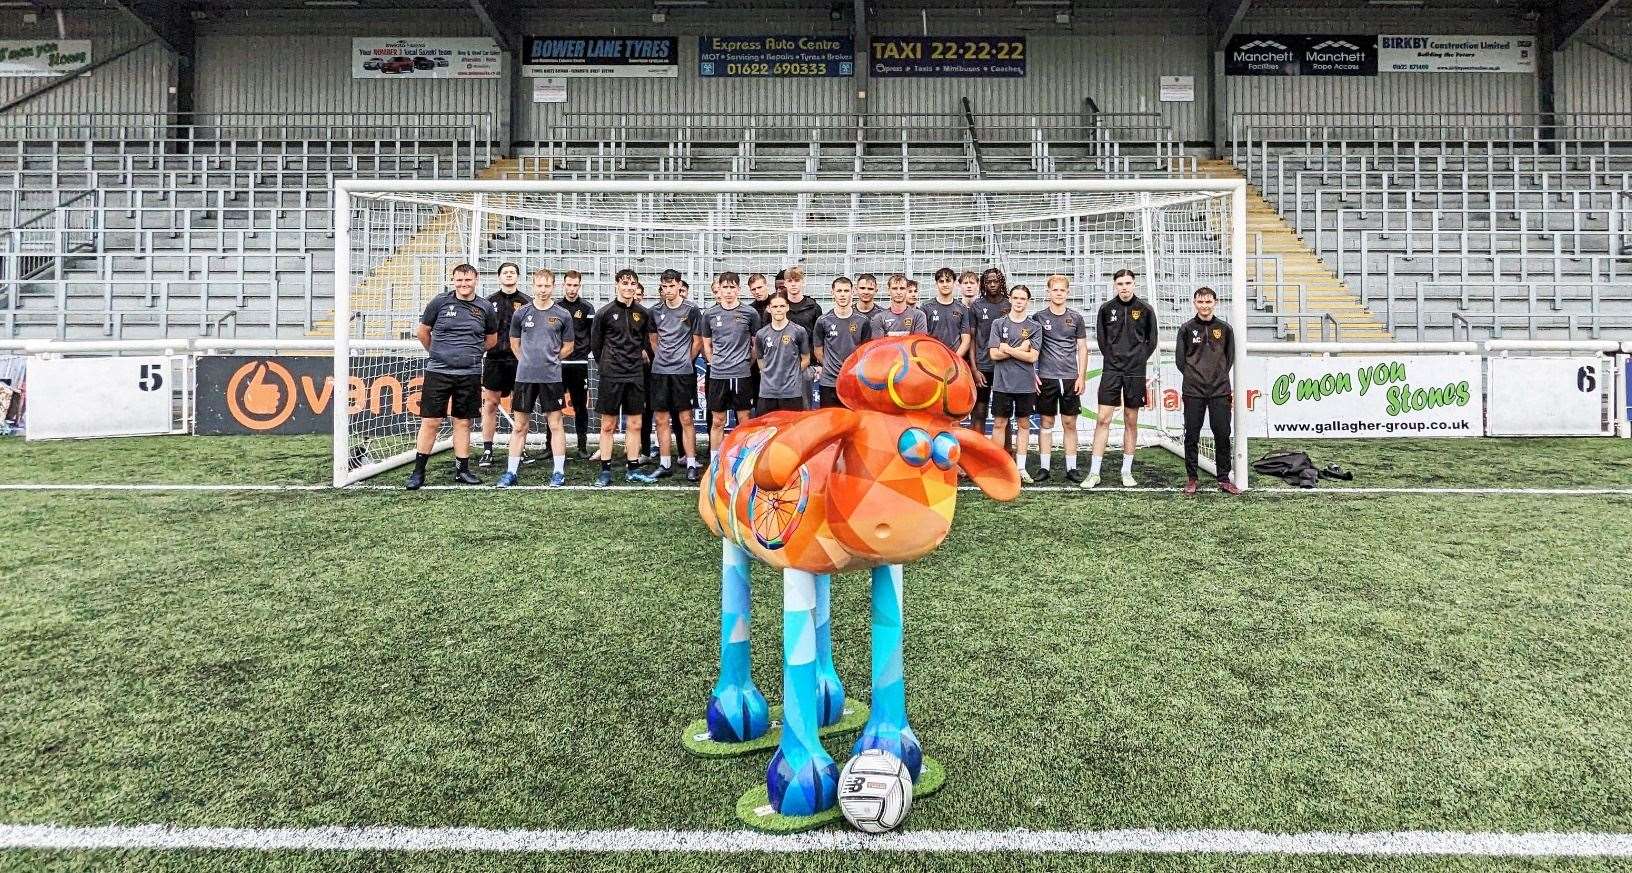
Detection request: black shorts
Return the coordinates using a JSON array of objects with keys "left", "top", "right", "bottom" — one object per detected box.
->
[
  {"left": 597, "top": 379, "right": 647, "bottom": 416},
  {"left": 482, "top": 357, "right": 518, "bottom": 394},
  {"left": 991, "top": 390, "right": 1035, "bottom": 420},
  {"left": 707, "top": 376, "right": 755, "bottom": 415},
  {"left": 756, "top": 396, "right": 807, "bottom": 416},
  {"left": 1097, "top": 368, "right": 1149, "bottom": 409},
  {"left": 420, "top": 371, "right": 482, "bottom": 420},
  {"left": 975, "top": 369, "right": 996, "bottom": 406},
  {"left": 818, "top": 384, "right": 844, "bottom": 409},
  {"left": 650, "top": 372, "right": 698, "bottom": 412},
  {"left": 513, "top": 381, "right": 565, "bottom": 414},
  {"left": 1037, "top": 378, "right": 1082, "bottom": 418}
]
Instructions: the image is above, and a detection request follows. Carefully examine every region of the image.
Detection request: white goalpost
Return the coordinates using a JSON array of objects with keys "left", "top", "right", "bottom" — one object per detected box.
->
[{"left": 331, "top": 178, "right": 1250, "bottom": 489}]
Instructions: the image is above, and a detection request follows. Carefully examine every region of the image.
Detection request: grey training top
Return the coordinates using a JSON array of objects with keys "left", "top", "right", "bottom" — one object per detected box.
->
[
  {"left": 869, "top": 306, "right": 926, "bottom": 338},
  {"left": 813, "top": 310, "right": 873, "bottom": 387},
  {"left": 510, "top": 302, "right": 574, "bottom": 384},
  {"left": 754, "top": 322, "right": 812, "bottom": 399},
  {"left": 919, "top": 299, "right": 970, "bottom": 351},
  {"left": 1035, "top": 306, "right": 1088, "bottom": 380},
  {"left": 968, "top": 297, "right": 1009, "bottom": 371},
  {"left": 651, "top": 300, "right": 703, "bottom": 376},
  {"left": 988, "top": 315, "right": 1043, "bottom": 395},
  {"left": 702, "top": 304, "right": 762, "bottom": 379},
  {"left": 420, "top": 291, "right": 500, "bottom": 376}
]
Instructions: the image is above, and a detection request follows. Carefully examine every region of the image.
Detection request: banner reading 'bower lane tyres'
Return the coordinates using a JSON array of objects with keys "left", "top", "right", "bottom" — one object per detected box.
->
[{"left": 523, "top": 36, "right": 678, "bottom": 78}]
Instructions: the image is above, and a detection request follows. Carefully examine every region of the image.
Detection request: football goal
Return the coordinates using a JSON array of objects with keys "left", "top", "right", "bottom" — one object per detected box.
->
[{"left": 331, "top": 179, "right": 1249, "bottom": 488}]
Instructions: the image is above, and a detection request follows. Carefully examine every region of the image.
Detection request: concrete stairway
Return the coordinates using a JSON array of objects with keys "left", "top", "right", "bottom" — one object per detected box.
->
[
  {"left": 1197, "top": 159, "right": 1392, "bottom": 341},
  {"left": 311, "top": 158, "right": 520, "bottom": 338}
]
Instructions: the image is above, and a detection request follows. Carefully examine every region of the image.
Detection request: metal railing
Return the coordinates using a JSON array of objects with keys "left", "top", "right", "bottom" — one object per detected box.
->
[{"left": 1384, "top": 280, "right": 1632, "bottom": 340}]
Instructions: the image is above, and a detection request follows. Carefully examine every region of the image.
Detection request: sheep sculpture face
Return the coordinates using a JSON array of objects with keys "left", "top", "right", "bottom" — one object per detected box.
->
[
  {"left": 695, "top": 336, "right": 1021, "bottom": 820},
  {"left": 700, "top": 335, "right": 1021, "bottom": 573}
]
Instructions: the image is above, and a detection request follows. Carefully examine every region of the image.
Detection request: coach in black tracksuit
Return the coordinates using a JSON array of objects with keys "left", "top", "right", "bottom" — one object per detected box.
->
[{"left": 1175, "top": 286, "right": 1236, "bottom": 491}]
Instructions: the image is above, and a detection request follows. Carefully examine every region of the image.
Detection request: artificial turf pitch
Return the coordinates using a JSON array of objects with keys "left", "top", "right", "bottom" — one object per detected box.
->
[{"left": 2, "top": 436, "right": 1631, "bottom": 871}]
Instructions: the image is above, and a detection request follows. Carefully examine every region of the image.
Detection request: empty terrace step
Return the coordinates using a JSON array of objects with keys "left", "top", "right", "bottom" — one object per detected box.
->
[{"left": 1198, "top": 159, "right": 1392, "bottom": 342}]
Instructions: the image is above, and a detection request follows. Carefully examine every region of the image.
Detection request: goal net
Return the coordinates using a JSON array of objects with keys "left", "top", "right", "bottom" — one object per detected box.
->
[{"left": 331, "top": 180, "right": 1249, "bottom": 487}]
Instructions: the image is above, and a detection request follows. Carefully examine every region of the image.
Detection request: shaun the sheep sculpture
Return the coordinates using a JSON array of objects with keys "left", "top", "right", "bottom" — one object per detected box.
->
[{"left": 698, "top": 335, "right": 1022, "bottom": 818}]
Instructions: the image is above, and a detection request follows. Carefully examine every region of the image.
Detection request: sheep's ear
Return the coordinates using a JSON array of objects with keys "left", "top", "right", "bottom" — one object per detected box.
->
[
  {"left": 951, "top": 425, "right": 1022, "bottom": 501},
  {"left": 752, "top": 408, "right": 861, "bottom": 491}
]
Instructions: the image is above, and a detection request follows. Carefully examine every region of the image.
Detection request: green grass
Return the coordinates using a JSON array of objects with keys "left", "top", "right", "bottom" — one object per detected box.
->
[
  {"left": 3, "top": 479, "right": 1632, "bottom": 871},
  {"left": 2, "top": 434, "right": 1630, "bottom": 488}
]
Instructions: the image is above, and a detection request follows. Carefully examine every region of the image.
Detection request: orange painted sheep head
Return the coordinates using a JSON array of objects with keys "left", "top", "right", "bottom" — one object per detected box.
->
[{"left": 704, "top": 336, "right": 1021, "bottom": 573}]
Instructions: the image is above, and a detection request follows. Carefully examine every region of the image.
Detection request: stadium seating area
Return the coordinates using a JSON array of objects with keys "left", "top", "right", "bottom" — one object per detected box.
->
[
  {"left": 1236, "top": 112, "right": 1632, "bottom": 341},
  {"left": 5, "top": 109, "right": 1630, "bottom": 344}
]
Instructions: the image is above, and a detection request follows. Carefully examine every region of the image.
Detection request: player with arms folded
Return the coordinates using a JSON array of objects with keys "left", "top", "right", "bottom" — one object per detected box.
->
[{"left": 752, "top": 292, "right": 813, "bottom": 415}]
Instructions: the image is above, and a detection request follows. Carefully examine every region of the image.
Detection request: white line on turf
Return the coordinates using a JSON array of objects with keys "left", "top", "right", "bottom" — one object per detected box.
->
[
  {"left": 3, "top": 484, "right": 1632, "bottom": 496},
  {"left": 2, "top": 824, "right": 1631, "bottom": 857}
]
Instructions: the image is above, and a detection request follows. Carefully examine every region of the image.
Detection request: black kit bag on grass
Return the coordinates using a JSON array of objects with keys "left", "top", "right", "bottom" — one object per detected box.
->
[{"left": 1252, "top": 450, "right": 1320, "bottom": 488}]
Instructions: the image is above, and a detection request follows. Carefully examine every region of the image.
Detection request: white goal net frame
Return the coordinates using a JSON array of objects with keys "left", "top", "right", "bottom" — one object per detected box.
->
[{"left": 331, "top": 178, "right": 1250, "bottom": 489}]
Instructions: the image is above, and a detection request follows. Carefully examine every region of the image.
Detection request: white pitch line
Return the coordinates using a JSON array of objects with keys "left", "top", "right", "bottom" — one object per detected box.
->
[
  {"left": 4, "top": 483, "right": 1632, "bottom": 496},
  {"left": 2, "top": 824, "right": 1631, "bottom": 857}
]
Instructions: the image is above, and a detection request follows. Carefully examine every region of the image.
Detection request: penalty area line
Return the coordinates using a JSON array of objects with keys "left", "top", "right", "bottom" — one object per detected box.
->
[{"left": 2, "top": 824, "right": 1631, "bottom": 857}]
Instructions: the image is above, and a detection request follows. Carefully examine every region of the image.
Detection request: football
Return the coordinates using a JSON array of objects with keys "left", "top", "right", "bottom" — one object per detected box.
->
[{"left": 837, "top": 749, "right": 914, "bottom": 834}]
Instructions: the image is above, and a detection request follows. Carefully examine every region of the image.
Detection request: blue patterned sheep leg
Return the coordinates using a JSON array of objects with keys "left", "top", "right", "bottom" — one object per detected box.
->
[
  {"left": 706, "top": 539, "right": 769, "bottom": 743},
  {"left": 767, "top": 567, "right": 839, "bottom": 815},
  {"left": 852, "top": 563, "right": 922, "bottom": 782},
  {"left": 813, "top": 572, "right": 845, "bottom": 727}
]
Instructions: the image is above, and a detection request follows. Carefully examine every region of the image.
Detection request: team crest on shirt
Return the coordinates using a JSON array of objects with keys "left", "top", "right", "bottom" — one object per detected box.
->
[
  {"left": 1131, "top": 310, "right": 1142, "bottom": 320},
  {"left": 781, "top": 335, "right": 791, "bottom": 345},
  {"left": 848, "top": 323, "right": 857, "bottom": 333},
  {"left": 1020, "top": 328, "right": 1031, "bottom": 339},
  {"left": 633, "top": 313, "right": 642, "bottom": 323},
  {"left": 1212, "top": 327, "right": 1222, "bottom": 339},
  {"left": 547, "top": 316, "right": 560, "bottom": 327}
]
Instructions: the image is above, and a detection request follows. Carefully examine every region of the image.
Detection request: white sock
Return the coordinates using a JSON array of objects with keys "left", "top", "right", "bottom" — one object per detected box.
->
[
  {"left": 507, "top": 456, "right": 521, "bottom": 474},
  {"left": 687, "top": 457, "right": 699, "bottom": 468},
  {"left": 1122, "top": 453, "right": 1135, "bottom": 475},
  {"left": 1089, "top": 456, "right": 1102, "bottom": 477},
  {"left": 553, "top": 455, "right": 565, "bottom": 474},
  {"left": 1014, "top": 450, "right": 1025, "bottom": 468},
  {"left": 1038, "top": 451, "right": 1051, "bottom": 471},
  {"left": 661, "top": 455, "right": 673, "bottom": 468},
  {"left": 1065, "top": 455, "right": 1077, "bottom": 471}
]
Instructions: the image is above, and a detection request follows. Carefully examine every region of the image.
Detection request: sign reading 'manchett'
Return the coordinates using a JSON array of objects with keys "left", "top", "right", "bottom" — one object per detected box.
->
[
  {"left": 1226, "top": 34, "right": 1377, "bottom": 76},
  {"left": 1379, "top": 35, "right": 1535, "bottom": 73}
]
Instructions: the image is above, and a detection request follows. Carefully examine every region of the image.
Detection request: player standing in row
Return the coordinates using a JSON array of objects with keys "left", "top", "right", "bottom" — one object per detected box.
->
[
  {"left": 959, "top": 270, "right": 979, "bottom": 309},
  {"left": 478, "top": 262, "right": 527, "bottom": 469},
  {"left": 1176, "top": 287, "right": 1241, "bottom": 495},
  {"left": 649, "top": 269, "right": 705, "bottom": 482},
  {"left": 988, "top": 284, "right": 1042, "bottom": 483},
  {"left": 870, "top": 273, "right": 925, "bottom": 337},
  {"left": 590, "top": 268, "right": 658, "bottom": 486},
  {"left": 967, "top": 267, "right": 1011, "bottom": 450},
  {"left": 499, "top": 269, "right": 574, "bottom": 488},
  {"left": 854, "top": 273, "right": 880, "bottom": 317},
  {"left": 557, "top": 270, "right": 596, "bottom": 459},
  {"left": 753, "top": 292, "right": 813, "bottom": 414},
  {"left": 813, "top": 276, "right": 873, "bottom": 408},
  {"left": 1033, "top": 274, "right": 1089, "bottom": 483},
  {"left": 921, "top": 266, "right": 972, "bottom": 357},
  {"left": 905, "top": 279, "right": 920, "bottom": 307},
  {"left": 702, "top": 272, "right": 761, "bottom": 462},
  {"left": 747, "top": 273, "right": 771, "bottom": 319},
  {"left": 1084, "top": 268, "right": 1158, "bottom": 490},
  {"left": 407, "top": 263, "right": 498, "bottom": 490}
]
